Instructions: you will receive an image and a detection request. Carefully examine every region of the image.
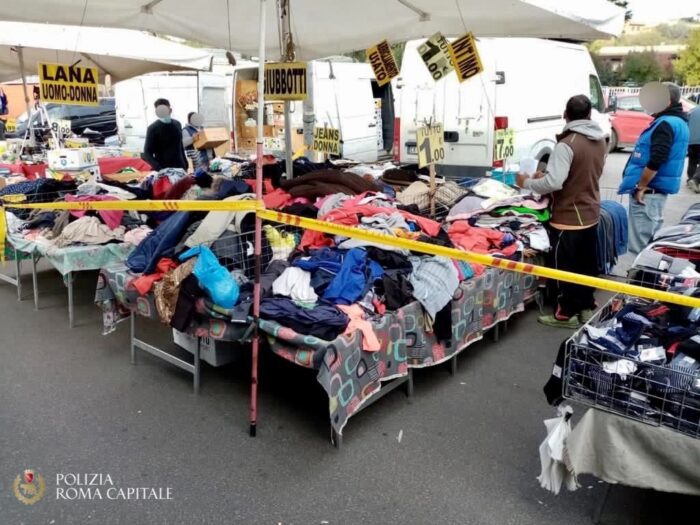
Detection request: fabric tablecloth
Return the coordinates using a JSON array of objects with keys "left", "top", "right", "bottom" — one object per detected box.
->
[
  {"left": 567, "top": 408, "right": 700, "bottom": 496},
  {"left": 8, "top": 233, "right": 133, "bottom": 278}
]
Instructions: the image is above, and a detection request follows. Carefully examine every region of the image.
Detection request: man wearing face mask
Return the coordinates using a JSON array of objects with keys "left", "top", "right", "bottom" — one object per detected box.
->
[
  {"left": 142, "top": 98, "right": 188, "bottom": 171},
  {"left": 182, "top": 111, "right": 211, "bottom": 169},
  {"left": 618, "top": 82, "right": 689, "bottom": 255}
]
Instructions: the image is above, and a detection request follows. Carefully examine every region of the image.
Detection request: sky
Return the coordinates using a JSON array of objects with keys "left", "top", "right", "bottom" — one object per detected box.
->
[{"left": 626, "top": 0, "right": 698, "bottom": 24}]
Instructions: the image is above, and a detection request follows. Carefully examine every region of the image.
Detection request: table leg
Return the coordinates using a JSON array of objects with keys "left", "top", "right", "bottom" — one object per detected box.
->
[
  {"left": 593, "top": 483, "right": 612, "bottom": 525},
  {"left": 14, "top": 249, "right": 21, "bottom": 301},
  {"left": 66, "top": 272, "right": 74, "bottom": 328},
  {"left": 130, "top": 311, "right": 136, "bottom": 365},
  {"left": 31, "top": 253, "right": 39, "bottom": 311},
  {"left": 249, "top": 334, "right": 259, "bottom": 437},
  {"left": 450, "top": 355, "right": 458, "bottom": 376},
  {"left": 193, "top": 336, "right": 201, "bottom": 394}
]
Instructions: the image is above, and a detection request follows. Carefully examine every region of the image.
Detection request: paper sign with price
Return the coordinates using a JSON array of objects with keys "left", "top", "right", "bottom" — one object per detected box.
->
[
  {"left": 52, "top": 119, "right": 72, "bottom": 137},
  {"left": 416, "top": 123, "right": 445, "bottom": 169},
  {"left": 493, "top": 129, "right": 515, "bottom": 162},
  {"left": 418, "top": 32, "right": 454, "bottom": 81},
  {"left": 5, "top": 118, "right": 16, "bottom": 133}
]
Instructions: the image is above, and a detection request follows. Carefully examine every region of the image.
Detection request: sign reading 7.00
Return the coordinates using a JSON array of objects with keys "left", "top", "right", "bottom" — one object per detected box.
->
[
  {"left": 493, "top": 129, "right": 515, "bottom": 162},
  {"left": 416, "top": 123, "right": 445, "bottom": 169}
]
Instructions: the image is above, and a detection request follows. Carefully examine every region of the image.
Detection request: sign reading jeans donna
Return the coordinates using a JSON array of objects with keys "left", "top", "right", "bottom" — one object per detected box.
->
[
  {"left": 366, "top": 40, "right": 399, "bottom": 87},
  {"left": 311, "top": 127, "right": 340, "bottom": 155},
  {"left": 264, "top": 62, "right": 307, "bottom": 101},
  {"left": 38, "top": 63, "right": 99, "bottom": 106}
]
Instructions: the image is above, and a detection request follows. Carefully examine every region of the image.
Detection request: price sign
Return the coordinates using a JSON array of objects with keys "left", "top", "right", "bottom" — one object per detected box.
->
[
  {"left": 493, "top": 129, "right": 515, "bottom": 162},
  {"left": 51, "top": 119, "right": 72, "bottom": 138},
  {"left": 418, "top": 32, "right": 454, "bottom": 81},
  {"left": 311, "top": 126, "right": 341, "bottom": 155},
  {"left": 416, "top": 123, "right": 445, "bottom": 169},
  {"left": 5, "top": 118, "right": 16, "bottom": 133}
]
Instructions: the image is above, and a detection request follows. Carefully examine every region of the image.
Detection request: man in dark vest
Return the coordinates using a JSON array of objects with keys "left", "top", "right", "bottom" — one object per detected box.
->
[
  {"left": 516, "top": 95, "right": 608, "bottom": 328},
  {"left": 618, "top": 82, "right": 689, "bottom": 254}
]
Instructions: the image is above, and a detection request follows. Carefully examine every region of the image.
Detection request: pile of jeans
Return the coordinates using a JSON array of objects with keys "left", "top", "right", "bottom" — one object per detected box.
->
[{"left": 566, "top": 294, "right": 700, "bottom": 438}]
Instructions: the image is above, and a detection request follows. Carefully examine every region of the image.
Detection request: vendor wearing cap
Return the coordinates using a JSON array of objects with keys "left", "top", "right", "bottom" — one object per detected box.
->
[{"left": 142, "top": 98, "right": 188, "bottom": 171}]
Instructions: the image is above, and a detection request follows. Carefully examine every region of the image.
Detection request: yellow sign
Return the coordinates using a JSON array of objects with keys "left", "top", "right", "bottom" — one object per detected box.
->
[
  {"left": 493, "top": 129, "right": 515, "bottom": 162},
  {"left": 5, "top": 117, "right": 16, "bottom": 133},
  {"left": 366, "top": 40, "right": 399, "bottom": 87},
  {"left": 38, "top": 62, "right": 99, "bottom": 106},
  {"left": 416, "top": 123, "right": 445, "bottom": 168},
  {"left": 51, "top": 118, "right": 72, "bottom": 137},
  {"left": 264, "top": 62, "right": 307, "bottom": 101},
  {"left": 418, "top": 32, "right": 454, "bottom": 81},
  {"left": 448, "top": 32, "right": 483, "bottom": 83},
  {"left": 13, "top": 470, "right": 46, "bottom": 505},
  {"left": 311, "top": 127, "right": 341, "bottom": 155}
]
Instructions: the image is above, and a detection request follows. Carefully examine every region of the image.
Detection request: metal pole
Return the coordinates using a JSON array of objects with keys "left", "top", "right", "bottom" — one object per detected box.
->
[
  {"left": 16, "top": 46, "right": 32, "bottom": 118},
  {"left": 250, "top": 0, "right": 267, "bottom": 438},
  {"left": 284, "top": 103, "right": 293, "bottom": 178}
]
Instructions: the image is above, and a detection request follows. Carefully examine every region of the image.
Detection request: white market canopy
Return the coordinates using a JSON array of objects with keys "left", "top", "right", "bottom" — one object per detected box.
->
[
  {"left": 0, "top": 0, "right": 625, "bottom": 59},
  {"left": 0, "top": 21, "right": 213, "bottom": 83}
]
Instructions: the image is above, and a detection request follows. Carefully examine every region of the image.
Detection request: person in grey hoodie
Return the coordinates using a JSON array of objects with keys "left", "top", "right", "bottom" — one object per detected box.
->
[
  {"left": 687, "top": 105, "right": 700, "bottom": 191},
  {"left": 516, "top": 95, "right": 608, "bottom": 328}
]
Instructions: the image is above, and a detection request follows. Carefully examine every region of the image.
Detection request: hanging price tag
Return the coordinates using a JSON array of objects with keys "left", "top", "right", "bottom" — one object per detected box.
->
[
  {"left": 416, "top": 123, "right": 445, "bottom": 169},
  {"left": 493, "top": 129, "right": 515, "bottom": 162},
  {"left": 51, "top": 119, "right": 72, "bottom": 138},
  {"left": 417, "top": 32, "right": 454, "bottom": 81}
]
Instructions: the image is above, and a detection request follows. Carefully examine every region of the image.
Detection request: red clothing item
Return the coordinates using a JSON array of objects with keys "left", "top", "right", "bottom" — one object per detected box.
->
[
  {"left": 131, "top": 258, "right": 178, "bottom": 295},
  {"left": 298, "top": 204, "right": 441, "bottom": 251},
  {"left": 448, "top": 221, "right": 518, "bottom": 257},
  {"left": 263, "top": 188, "right": 293, "bottom": 209},
  {"left": 162, "top": 176, "right": 194, "bottom": 200},
  {"left": 65, "top": 194, "right": 124, "bottom": 230},
  {"left": 152, "top": 176, "right": 173, "bottom": 199}
]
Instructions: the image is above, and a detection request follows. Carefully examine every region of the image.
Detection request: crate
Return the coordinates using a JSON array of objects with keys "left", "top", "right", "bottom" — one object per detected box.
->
[{"left": 171, "top": 329, "right": 241, "bottom": 367}]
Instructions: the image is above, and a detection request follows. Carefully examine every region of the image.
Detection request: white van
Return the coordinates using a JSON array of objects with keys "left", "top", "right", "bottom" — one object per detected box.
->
[
  {"left": 395, "top": 38, "right": 611, "bottom": 177},
  {"left": 115, "top": 72, "right": 230, "bottom": 152},
  {"left": 231, "top": 60, "right": 395, "bottom": 162}
]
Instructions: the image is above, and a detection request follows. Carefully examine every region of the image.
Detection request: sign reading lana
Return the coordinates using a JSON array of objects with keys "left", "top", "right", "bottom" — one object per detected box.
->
[
  {"left": 311, "top": 126, "right": 340, "bottom": 155},
  {"left": 38, "top": 63, "right": 99, "bottom": 106},
  {"left": 366, "top": 40, "right": 399, "bottom": 87},
  {"left": 448, "top": 32, "right": 483, "bottom": 83},
  {"left": 264, "top": 62, "right": 307, "bottom": 101}
]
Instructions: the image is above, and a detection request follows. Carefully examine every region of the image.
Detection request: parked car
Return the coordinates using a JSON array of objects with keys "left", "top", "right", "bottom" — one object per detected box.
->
[
  {"left": 7, "top": 97, "right": 117, "bottom": 144},
  {"left": 608, "top": 94, "right": 696, "bottom": 151}
]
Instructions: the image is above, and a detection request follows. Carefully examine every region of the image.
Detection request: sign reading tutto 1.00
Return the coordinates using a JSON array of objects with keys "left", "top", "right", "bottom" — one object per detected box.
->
[
  {"left": 38, "top": 63, "right": 99, "bottom": 106},
  {"left": 264, "top": 62, "right": 308, "bottom": 101}
]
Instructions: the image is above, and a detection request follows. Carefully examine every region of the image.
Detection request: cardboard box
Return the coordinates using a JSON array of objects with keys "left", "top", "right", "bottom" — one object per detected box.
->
[
  {"left": 237, "top": 138, "right": 257, "bottom": 151},
  {"left": 263, "top": 125, "right": 275, "bottom": 137},
  {"left": 172, "top": 329, "right": 241, "bottom": 367},
  {"left": 47, "top": 147, "right": 97, "bottom": 170},
  {"left": 193, "top": 128, "right": 229, "bottom": 150},
  {"left": 272, "top": 103, "right": 285, "bottom": 113},
  {"left": 237, "top": 124, "right": 257, "bottom": 139}
]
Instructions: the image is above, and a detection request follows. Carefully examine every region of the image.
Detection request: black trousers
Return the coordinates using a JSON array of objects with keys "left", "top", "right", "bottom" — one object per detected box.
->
[
  {"left": 690, "top": 144, "right": 700, "bottom": 182},
  {"left": 548, "top": 225, "right": 598, "bottom": 318}
]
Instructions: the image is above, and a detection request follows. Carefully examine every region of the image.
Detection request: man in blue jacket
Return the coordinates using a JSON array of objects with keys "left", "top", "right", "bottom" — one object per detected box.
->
[{"left": 618, "top": 82, "right": 690, "bottom": 254}]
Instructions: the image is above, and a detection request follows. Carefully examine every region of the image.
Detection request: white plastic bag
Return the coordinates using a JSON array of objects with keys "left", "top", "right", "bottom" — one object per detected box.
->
[{"left": 537, "top": 405, "right": 579, "bottom": 494}]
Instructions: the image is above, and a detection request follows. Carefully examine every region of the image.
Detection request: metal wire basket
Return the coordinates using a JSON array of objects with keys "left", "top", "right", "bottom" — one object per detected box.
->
[{"left": 564, "top": 297, "right": 700, "bottom": 439}]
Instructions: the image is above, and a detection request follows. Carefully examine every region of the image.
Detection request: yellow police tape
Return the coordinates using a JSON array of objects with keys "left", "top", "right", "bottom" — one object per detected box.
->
[{"left": 2, "top": 198, "right": 699, "bottom": 308}]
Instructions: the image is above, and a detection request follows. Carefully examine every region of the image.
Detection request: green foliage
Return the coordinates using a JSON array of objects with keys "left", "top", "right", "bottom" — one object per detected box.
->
[
  {"left": 621, "top": 51, "right": 662, "bottom": 84},
  {"left": 591, "top": 53, "right": 620, "bottom": 85},
  {"left": 675, "top": 29, "right": 700, "bottom": 84}
]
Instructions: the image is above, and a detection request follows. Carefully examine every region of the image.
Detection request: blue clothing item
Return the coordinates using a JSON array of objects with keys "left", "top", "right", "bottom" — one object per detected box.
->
[
  {"left": 323, "top": 248, "right": 383, "bottom": 305},
  {"left": 619, "top": 115, "right": 690, "bottom": 195},
  {"left": 216, "top": 178, "right": 252, "bottom": 199},
  {"left": 601, "top": 200, "right": 628, "bottom": 256},
  {"left": 126, "top": 211, "right": 192, "bottom": 274},
  {"left": 179, "top": 245, "right": 239, "bottom": 308},
  {"left": 689, "top": 107, "right": 700, "bottom": 146},
  {"left": 628, "top": 193, "right": 667, "bottom": 255},
  {"left": 259, "top": 297, "right": 349, "bottom": 341}
]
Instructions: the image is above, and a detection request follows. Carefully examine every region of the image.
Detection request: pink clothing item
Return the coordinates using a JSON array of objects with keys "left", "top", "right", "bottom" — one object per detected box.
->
[
  {"left": 448, "top": 221, "right": 518, "bottom": 257},
  {"left": 337, "top": 304, "right": 380, "bottom": 352},
  {"left": 263, "top": 188, "right": 293, "bottom": 209},
  {"left": 65, "top": 194, "right": 124, "bottom": 230},
  {"left": 124, "top": 226, "right": 152, "bottom": 246}
]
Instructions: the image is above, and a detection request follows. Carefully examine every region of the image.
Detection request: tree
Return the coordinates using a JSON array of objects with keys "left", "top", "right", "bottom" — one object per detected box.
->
[
  {"left": 621, "top": 51, "right": 662, "bottom": 84},
  {"left": 591, "top": 53, "right": 620, "bottom": 86},
  {"left": 608, "top": 0, "right": 632, "bottom": 22},
  {"left": 675, "top": 29, "right": 700, "bottom": 85}
]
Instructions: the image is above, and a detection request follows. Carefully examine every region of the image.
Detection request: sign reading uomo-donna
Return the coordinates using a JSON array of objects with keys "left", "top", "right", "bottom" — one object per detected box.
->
[
  {"left": 38, "top": 63, "right": 99, "bottom": 106},
  {"left": 311, "top": 127, "right": 340, "bottom": 155},
  {"left": 264, "top": 62, "right": 307, "bottom": 101}
]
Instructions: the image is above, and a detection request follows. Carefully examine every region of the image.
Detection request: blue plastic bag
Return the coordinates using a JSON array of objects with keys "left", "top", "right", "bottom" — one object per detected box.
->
[{"left": 179, "top": 246, "right": 239, "bottom": 308}]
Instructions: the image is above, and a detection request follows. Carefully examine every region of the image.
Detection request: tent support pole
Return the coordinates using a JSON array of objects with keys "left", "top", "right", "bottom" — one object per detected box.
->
[
  {"left": 16, "top": 46, "right": 31, "bottom": 118},
  {"left": 250, "top": 0, "right": 267, "bottom": 438}
]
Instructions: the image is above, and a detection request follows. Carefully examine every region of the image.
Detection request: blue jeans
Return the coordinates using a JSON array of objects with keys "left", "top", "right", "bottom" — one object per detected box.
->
[{"left": 628, "top": 193, "right": 667, "bottom": 255}]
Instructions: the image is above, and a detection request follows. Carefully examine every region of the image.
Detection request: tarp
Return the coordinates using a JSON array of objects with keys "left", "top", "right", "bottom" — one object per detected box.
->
[
  {"left": 0, "top": 21, "right": 213, "bottom": 83},
  {"left": 0, "top": 0, "right": 624, "bottom": 58}
]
